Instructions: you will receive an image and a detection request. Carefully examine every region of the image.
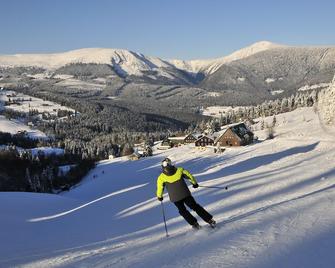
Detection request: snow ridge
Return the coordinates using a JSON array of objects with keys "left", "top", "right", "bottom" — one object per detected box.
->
[
  {"left": 0, "top": 41, "right": 284, "bottom": 77},
  {"left": 169, "top": 41, "right": 285, "bottom": 75},
  {"left": 0, "top": 48, "right": 172, "bottom": 76}
]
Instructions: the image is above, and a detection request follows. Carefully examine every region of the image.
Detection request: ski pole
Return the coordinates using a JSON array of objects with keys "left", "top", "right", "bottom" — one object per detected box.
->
[
  {"left": 199, "top": 185, "right": 229, "bottom": 190},
  {"left": 160, "top": 201, "right": 169, "bottom": 238}
]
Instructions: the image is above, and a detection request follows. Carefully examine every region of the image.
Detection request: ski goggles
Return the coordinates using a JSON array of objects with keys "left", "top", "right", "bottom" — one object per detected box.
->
[{"left": 161, "top": 158, "right": 172, "bottom": 167}]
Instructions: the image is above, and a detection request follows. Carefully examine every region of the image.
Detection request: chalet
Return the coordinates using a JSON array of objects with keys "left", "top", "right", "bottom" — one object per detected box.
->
[
  {"left": 168, "top": 133, "right": 203, "bottom": 146},
  {"left": 195, "top": 135, "right": 215, "bottom": 147},
  {"left": 215, "top": 123, "right": 254, "bottom": 147},
  {"left": 185, "top": 133, "right": 202, "bottom": 144}
]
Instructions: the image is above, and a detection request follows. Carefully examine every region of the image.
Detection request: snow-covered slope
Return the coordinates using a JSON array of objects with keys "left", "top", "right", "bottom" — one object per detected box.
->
[
  {"left": 1, "top": 107, "right": 335, "bottom": 267},
  {"left": 0, "top": 115, "right": 46, "bottom": 139},
  {"left": 169, "top": 41, "right": 285, "bottom": 75}
]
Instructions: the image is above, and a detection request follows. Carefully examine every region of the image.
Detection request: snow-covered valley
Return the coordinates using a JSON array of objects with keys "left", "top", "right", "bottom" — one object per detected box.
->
[{"left": 0, "top": 107, "right": 335, "bottom": 267}]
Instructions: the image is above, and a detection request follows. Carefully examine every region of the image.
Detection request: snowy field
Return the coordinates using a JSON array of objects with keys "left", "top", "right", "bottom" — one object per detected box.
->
[
  {"left": 0, "top": 90, "right": 74, "bottom": 115},
  {"left": 202, "top": 106, "right": 251, "bottom": 118},
  {"left": 1, "top": 107, "right": 335, "bottom": 267},
  {"left": 0, "top": 115, "right": 46, "bottom": 139},
  {"left": 54, "top": 78, "right": 105, "bottom": 91}
]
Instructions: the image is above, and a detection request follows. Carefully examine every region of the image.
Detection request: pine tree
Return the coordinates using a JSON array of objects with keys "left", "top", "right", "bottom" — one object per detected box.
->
[{"left": 272, "top": 115, "right": 277, "bottom": 127}]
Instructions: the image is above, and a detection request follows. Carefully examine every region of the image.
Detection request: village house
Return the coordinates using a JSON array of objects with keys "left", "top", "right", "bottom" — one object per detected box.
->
[
  {"left": 215, "top": 122, "right": 254, "bottom": 147},
  {"left": 168, "top": 133, "right": 203, "bottom": 146},
  {"left": 183, "top": 134, "right": 196, "bottom": 144},
  {"left": 195, "top": 135, "right": 215, "bottom": 147}
]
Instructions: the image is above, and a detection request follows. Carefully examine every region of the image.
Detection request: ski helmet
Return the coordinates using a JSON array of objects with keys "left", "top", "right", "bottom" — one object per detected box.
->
[{"left": 161, "top": 157, "right": 172, "bottom": 167}]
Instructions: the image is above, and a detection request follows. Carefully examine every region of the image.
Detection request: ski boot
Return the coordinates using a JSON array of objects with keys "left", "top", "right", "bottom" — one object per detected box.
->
[
  {"left": 208, "top": 219, "right": 216, "bottom": 228},
  {"left": 192, "top": 222, "right": 201, "bottom": 230}
]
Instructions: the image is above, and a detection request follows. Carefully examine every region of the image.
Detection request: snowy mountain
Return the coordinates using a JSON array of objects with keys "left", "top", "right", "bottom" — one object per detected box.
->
[
  {"left": 168, "top": 41, "right": 284, "bottom": 75},
  {"left": 0, "top": 41, "right": 281, "bottom": 75},
  {"left": 0, "top": 41, "right": 284, "bottom": 82},
  {"left": 200, "top": 46, "right": 335, "bottom": 102},
  {"left": 1, "top": 107, "right": 335, "bottom": 267},
  {"left": 0, "top": 48, "right": 199, "bottom": 85},
  {"left": 0, "top": 48, "right": 170, "bottom": 74},
  {"left": 1, "top": 41, "right": 335, "bottom": 105}
]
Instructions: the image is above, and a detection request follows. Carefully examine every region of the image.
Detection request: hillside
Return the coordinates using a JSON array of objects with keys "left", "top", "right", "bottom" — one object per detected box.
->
[
  {"left": 1, "top": 107, "right": 335, "bottom": 267},
  {"left": 200, "top": 46, "right": 335, "bottom": 103}
]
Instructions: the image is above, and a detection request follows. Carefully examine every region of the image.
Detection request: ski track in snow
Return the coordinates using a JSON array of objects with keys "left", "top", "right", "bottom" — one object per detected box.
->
[
  {"left": 28, "top": 183, "right": 148, "bottom": 222},
  {"left": 1, "top": 107, "right": 335, "bottom": 267}
]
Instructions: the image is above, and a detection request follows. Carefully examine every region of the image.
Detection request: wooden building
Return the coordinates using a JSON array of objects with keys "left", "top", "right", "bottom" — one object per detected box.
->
[
  {"left": 195, "top": 135, "right": 215, "bottom": 147},
  {"left": 184, "top": 133, "right": 202, "bottom": 144},
  {"left": 215, "top": 123, "right": 254, "bottom": 147},
  {"left": 167, "top": 133, "right": 196, "bottom": 146}
]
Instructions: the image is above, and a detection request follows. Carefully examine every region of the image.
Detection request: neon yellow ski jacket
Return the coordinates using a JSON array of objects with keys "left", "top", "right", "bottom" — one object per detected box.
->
[{"left": 156, "top": 167, "right": 197, "bottom": 202}]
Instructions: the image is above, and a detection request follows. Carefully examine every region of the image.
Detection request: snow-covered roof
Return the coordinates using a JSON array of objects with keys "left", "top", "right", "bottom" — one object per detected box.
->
[
  {"left": 215, "top": 122, "right": 253, "bottom": 143},
  {"left": 192, "top": 133, "right": 203, "bottom": 139},
  {"left": 196, "top": 134, "right": 216, "bottom": 142},
  {"left": 220, "top": 122, "right": 246, "bottom": 131},
  {"left": 168, "top": 136, "right": 188, "bottom": 140}
]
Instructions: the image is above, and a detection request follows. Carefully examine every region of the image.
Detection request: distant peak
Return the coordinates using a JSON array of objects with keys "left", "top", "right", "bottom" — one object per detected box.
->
[
  {"left": 251, "top": 40, "right": 279, "bottom": 46},
  {"left": 246, "top": 40, "right": 285, "bottom": 49}
]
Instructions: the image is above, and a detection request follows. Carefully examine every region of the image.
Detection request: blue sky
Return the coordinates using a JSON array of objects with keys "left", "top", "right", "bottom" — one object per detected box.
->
[{"left": 1, "top": 0, "right": 335, "bottom": 59}]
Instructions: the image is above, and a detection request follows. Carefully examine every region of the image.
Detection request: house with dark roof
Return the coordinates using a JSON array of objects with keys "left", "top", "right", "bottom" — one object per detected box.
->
[
  {"left": 168, "top": 133, "right": 202, "bottom": 146},
  {"left": 195, "top": 134, "right": 216, "bottom": 147},
  {"left": 215, "top": 122, "right": 254, "bottom": 147}
]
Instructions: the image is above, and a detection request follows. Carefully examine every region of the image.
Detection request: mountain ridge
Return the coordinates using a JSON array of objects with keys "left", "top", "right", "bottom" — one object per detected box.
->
[
  {"left": 0, "top": 41, "right": 298, "bottom": 77},
  {"left": 1, "top": 41, "right": 335, "bottom": 106}
]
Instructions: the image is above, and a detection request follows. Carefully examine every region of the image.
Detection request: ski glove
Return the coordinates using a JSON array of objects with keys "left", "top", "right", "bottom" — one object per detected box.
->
[
  {"left": 158, "top": 197, "right": 163, "bottom": 201},
  {"left": 193, "top": 183, "right": 199, "bottom": 188}
]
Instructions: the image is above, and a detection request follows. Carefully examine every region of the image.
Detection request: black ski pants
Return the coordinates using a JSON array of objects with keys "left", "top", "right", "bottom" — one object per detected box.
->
[{"left": 174, "top": 195, "right": 212, "bottom": 225}]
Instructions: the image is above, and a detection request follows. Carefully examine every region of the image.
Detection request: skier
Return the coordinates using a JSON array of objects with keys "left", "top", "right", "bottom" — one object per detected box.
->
[{"left": 156, "top": 157, "right": 216, "bottom": 229}]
